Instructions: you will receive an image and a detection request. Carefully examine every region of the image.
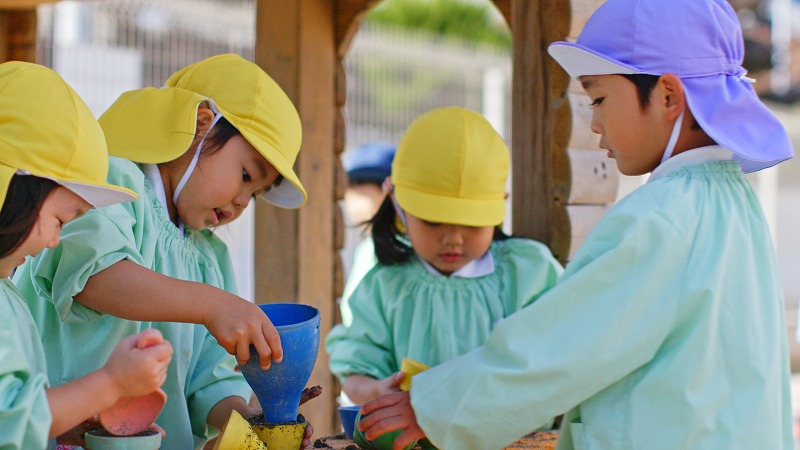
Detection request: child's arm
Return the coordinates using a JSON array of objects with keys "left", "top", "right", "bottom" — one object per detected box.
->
[
  {"left": 75, "top": 260, "right": 282, "bottom": 368},
  {"left": 342, "top": 372, "right": 404, "bottom": 405},
  {"left": 47, "top": 329, "right": 172, "bottom": 438}
]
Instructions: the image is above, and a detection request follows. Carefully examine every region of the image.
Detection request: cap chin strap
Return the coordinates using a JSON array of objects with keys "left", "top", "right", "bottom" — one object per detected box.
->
[
  {"left": 173, "top": 102, "right": 223, "bottom": 206},
  {"left": 660, "top": 109, "right": 684, "bottom": 165}
]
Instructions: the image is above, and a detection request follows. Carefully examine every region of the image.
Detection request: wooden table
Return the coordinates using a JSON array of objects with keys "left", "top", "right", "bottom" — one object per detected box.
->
[{"left": 312, "top": 431, "right": 558, "bottom": 449}]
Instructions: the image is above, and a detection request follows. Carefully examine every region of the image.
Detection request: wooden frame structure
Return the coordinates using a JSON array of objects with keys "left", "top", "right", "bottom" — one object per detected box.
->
[{"left": 1, "top": 0, "right": 616, "bottom": 437}]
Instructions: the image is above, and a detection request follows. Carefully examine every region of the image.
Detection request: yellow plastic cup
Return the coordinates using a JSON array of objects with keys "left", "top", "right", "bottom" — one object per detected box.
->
[
  {"left": 252, "top": 422, "right": 307, "bottom": 450},
  {"left": 399, "top": 358, "right": 430, "bottom": 391}
]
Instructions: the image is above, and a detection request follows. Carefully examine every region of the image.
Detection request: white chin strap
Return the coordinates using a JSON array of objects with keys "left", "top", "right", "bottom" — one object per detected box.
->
[
  {"left": 660, "top": 109, "right": 684, "bottom": 165},
  {"left": 172, "top": 104, "right": 223, "bottom": 206}
]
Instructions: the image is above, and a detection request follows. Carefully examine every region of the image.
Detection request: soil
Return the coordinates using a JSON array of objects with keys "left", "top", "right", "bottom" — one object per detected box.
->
[
  {"left": 247, "top": 412, "right": 307, "bottom": 427},
  {"left": 87, "top": 427, "right": 159, "bottom": 437},
  {"left": 300, "top": 385, "right": 323, "bottom": 405}
]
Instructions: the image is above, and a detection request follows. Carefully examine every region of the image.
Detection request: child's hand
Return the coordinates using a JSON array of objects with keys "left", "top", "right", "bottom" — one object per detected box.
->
[
  {"left": 203, "top": 296, "right": 283, "bottom": 369},
  {"left": 359, "top": 391, "right": 426, "bottom": 450},
  {"left": 102, "top": 329, "right": 173, "bottom": 399},
  {"left": 343, "top": 373, "right": 404, "bottom": 405}
]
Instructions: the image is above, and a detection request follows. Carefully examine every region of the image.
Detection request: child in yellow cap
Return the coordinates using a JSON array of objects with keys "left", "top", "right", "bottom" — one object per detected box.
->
[
  {"left": 357, "top": 1, "right": 794, "bottom": 449},
  {"left": 325, "top": 107, "right": 562, "bottom": 407},
  {"left": 0, "top": 61, "right": 173, "bottom": 448},
  {"left": 13, "top": 54, "right": 312, "bottom": 448}
]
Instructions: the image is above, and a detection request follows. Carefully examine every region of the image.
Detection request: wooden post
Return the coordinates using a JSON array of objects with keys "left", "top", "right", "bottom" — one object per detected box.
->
[
  {"left": 255, "top": 0, "right": 337, "bottom": 437},
  {"left": 0, "top": 8, "right": 38, "bottom": 63},
  {"left": 509, "top": 0, "right": 571, "bottom": 263}
]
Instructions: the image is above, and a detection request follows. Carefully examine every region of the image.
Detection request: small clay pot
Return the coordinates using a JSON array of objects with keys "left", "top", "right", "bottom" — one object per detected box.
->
[{"left": 84, "top": 428, "right": 161, "bottom": 450}]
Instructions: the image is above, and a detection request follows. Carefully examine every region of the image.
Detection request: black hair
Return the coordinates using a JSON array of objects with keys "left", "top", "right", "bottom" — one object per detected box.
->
[
  {"left": 0, "top": 175, "right": 59, "bottom": 258},
  {"left": 620, "top": 73, "right": 702, "bottom": 130},
  {"left": 197, "top": 114, "right": 285, "bottom": 189},
  {"left": 370, "top": 194, "right": 509, "bottom": 266},
  {"left": 620, "top": 74, "right": 660, "bottom": 109}
]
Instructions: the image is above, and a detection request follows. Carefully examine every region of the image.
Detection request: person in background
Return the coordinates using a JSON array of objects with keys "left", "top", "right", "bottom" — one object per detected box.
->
[
  {"left": 0, "top": 61, "right": 172, "bottom": 449},
  {"left": 357, "top": 1, "right": 794, "bottom": 449},
  {"left": 326, "top": 107, "right": 563, "bottom": 408},
  {"left": 340, "top": 142, "right": 396, "bottom": 327},
  {"left": 13, "top": 55, "right": 313, "bottom": 449}
]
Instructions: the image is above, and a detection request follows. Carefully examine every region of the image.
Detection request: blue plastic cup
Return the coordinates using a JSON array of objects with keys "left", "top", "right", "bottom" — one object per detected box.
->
[
  {"left": 240, "top": 303, "right": 321, "bottom": 424},
  {"left": 338, "top": 405, "right": 361, "bottom": 439}
]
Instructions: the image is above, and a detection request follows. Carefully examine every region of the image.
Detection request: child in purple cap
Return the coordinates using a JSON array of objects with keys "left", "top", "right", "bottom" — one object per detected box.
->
[{"left": 354, "top": 1, "right": 794, "bottom": 449}]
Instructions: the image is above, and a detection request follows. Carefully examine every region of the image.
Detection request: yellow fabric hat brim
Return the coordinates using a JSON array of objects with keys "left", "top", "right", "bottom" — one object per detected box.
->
[
  {"left": 99, "top": 87, "right": 202, "bottom": 164},
  {"left": 394, "top": 185, "right": 505, "bottom": 228}
]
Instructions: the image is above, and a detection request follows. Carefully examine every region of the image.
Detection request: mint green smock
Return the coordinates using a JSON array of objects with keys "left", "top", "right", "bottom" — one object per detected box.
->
[
  {"left": 13, "top": 157, "right": 251, "bottom": 450},
  {"left": 408, "top": 152, "right": 793, "bottom": 449},
  {"left": 0, "top": 279, "right": 53, "bottom": 450},
  {"left": 326, "top": 238, "right": 563, "bottom": 383}
]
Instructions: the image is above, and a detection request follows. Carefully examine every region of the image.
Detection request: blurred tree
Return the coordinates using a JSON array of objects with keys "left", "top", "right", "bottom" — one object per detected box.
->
[{"left": 366, "top": 0, "right": 511, "bottom": 49}]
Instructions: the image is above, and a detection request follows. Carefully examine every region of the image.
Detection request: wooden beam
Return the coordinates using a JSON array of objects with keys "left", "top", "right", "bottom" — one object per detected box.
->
[
  {"left": 255, "top": 0, "right": 338, "bottom": 437},
  {"left": 510, "top": 0, "right": 571, "bottom": 262},
  {"left": 492, "top": 0, "right": 512, "bottom": 28},
  {"left": 334, "top": 0, "right": 380, "bottom": 56},
  {"left": 0, "top": 0, "right": 56, "bottom": 10},
  {"left": 0, "top": 9, "right": 37, "bottom": 63}
]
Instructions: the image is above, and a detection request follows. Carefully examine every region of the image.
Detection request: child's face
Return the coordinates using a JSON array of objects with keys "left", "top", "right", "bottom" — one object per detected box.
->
[
  {"left": 404, "top": 212, "right": 495, "bottom": 276},
  {"left": 580, "top": 74, "right": 672, "bottom": 176},
  {"left": 0, "top": 187, "right": 90, "bottom": 277},
  {"left": 175, "top": 134, "right": 280, "bottom": 230}
]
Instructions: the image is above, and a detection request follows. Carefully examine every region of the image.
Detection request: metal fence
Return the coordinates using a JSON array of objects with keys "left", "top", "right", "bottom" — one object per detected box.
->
[{"left": 35, "top": 0, "right": 512, "bottom": 300}]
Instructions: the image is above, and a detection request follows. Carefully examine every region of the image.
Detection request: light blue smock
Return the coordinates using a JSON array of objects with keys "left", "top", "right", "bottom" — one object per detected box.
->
[
  {"left": 340, "top": 237, "right": 377, "bottom": 327},
  {"left": 13, "top": 157, "right": 251, "bottom": 450},
  {"left": 409, "top": 147, "right": 793, "bottom": 450},
  {"left": 326, "top": 238, "right": 563, "bottom": 383},
  {"left": 0, "top": 279, "right": 54, "bottom": 450}
]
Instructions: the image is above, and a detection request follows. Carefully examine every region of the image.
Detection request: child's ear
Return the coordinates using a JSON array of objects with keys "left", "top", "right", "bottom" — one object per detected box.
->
[
  {"left": 657, "top": 73, "right": 686, "bottom": 121},
  {"left": 195, "top": 106, "right": 215, "bottom": 135}
]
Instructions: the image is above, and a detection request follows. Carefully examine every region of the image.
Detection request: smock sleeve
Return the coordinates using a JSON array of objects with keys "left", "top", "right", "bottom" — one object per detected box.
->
[
  {"left": 0, "top": 289, "right": 52, "bottom": 449},
  {"left": 410, "top": 201, "right": 688, "bottom": 449},
  {"left": 326, "top": 268, "right": 396, "bottom": 383},
  {"left": 185, "top": 323, "right": 251, "bottom": 440},
  {"left": 495, "top": 238, "right": 563, "bottom": 313}
]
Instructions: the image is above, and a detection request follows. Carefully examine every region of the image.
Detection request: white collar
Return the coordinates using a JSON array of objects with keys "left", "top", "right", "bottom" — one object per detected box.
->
[
  {"left": 648, "top": 145, "right": 733, "bottom": 183},
  {"left": 419, "top": 250, "right": 495, "bottom": 278}
]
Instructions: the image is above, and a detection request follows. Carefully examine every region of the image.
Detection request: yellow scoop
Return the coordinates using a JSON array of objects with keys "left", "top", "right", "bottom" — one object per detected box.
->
[
  {"left": 399, "top": 358, "right": 430, "bottom": 391},
  {"left": 212, "top": 410, "right": 267, "bottom": 450}
]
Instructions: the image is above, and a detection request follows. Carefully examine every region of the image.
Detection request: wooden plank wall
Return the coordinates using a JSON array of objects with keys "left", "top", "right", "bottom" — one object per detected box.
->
[
  {"left": 254, "top": 0, "right": 338, "bottom": 437},
  {"left": 0, "top": 8, "right": 37, "bottom": 64}
]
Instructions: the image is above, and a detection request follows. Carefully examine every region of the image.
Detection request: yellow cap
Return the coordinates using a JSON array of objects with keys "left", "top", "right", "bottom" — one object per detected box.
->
[
  {"left": 0, "top": 62, "right": 137, "bottom": 209},
  {"left": 98, "top": 54, "right": 306, "bottom": 208},
  {"left": 392, "top": 107, "right": 509, "bottom": 227}
]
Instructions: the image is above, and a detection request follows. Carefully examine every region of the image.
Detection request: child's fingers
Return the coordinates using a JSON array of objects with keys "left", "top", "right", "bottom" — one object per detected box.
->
[
  {"left": 262, "top": 322, "right": 282, "bottom": 363},
  {"left": 236, "top": 336, "right": 256, "bottom": 368}
]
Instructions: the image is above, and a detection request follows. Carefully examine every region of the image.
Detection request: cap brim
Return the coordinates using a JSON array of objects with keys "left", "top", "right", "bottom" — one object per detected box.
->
[
  {"left": 58, "top": 179, "right": 138, "bottom": 209},
  {"left": 682, "top": 76, "right": 793, "bottom": 173},
  {"left": 395, "top": 186, "right": 504, "bottom": 228},
  {"left": 548, "top": 42, "right": 639, "bottom": 78},
  {"left": 239, "top": 130, "right": 307, "bottom": 209}
]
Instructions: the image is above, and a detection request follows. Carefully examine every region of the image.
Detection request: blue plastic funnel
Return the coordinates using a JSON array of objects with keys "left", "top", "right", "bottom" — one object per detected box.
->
[{"left": 240, "top": 303, "right": 321, "bottom": 424}]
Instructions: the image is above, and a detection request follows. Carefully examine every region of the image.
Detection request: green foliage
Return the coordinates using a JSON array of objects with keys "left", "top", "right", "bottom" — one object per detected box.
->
[{"left": 366, "top": 0, "right": 511, "bottom": 50}]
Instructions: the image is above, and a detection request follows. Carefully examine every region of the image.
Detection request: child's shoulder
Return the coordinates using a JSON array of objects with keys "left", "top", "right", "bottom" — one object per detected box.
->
[
  {"left": 107, "top": 156, "right": 147, "bottom": 189},
  {"left": 491, "top": 238, "right": 562, "bottom": 268}
]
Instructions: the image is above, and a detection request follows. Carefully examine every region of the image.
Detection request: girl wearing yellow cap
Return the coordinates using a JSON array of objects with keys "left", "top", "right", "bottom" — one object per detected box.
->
[
  {"left": 325, "top": 107, "right": 563, "bottom": 408},
  {"left": 0, "top": 62, "right": 173, "bottom": 448},
  {"left": 12, "top": 55, "right": 312, "bottom": 448}
]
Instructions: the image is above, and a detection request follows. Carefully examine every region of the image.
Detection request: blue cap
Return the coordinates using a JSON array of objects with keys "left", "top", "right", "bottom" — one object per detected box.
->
[
  {"left": 343, "top": 142, "right": 397, "bottom": 184},
  {"left": 547, "top": 0, "right": 793, "bottom": 173}
]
